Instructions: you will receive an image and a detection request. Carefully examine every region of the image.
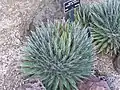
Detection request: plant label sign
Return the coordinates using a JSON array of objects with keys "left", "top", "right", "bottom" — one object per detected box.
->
[{"left": 64, "top": 0, "right": 80, "bottom": 13}]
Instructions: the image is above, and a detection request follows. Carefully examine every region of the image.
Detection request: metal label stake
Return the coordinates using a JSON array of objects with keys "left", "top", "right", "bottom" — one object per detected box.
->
[
  {"left": 63, "top": 0, "right": 80, "bottom": 22},
  {"left": 62, "top": 0, "right": 91, "bottom": 37}
]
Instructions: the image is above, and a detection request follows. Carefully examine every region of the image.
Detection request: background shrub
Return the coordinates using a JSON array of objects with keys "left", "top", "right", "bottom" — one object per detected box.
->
[{"left": 91, "top": 0, "right": 120, "bottom": 55}]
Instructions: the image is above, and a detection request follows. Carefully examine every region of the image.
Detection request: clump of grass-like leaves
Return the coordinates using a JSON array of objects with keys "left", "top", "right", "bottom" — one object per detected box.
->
[
  {"left": 91, "top": 0, "right": 120, "bottom": 55},
  {"left": 21, "top": 22, "right": 93, "bottom": 90},
  {"left": 74, "top": 4, "right": 91, "bottom": 28}
]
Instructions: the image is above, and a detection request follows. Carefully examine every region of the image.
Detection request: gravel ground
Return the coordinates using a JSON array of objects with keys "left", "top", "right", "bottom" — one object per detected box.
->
[
  {"left": 94, "top": 54, "right": 120, "bottom": 90},
  {"left": 0, "top": 0, "right": 120, "bottom": 90},
  {"left": 0, "top": 0, "right": 41, "bottom": 89}
]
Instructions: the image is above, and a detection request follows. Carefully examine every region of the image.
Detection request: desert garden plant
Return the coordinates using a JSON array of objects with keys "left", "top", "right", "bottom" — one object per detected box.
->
[
  {"left": 73, "top": 0, "right": 120, "bottom": 74},
  {"left": 21, "top": 21, "right": 93, "bottom": 90},
  {"left": 74, "top": 0, "right": 120, "bottom": 55},
  {"left": 74, "top": 3, "right": 91, "bottom": 28},
  {"left": 91, "top": 0, "right": 120, "bottom": 55}
]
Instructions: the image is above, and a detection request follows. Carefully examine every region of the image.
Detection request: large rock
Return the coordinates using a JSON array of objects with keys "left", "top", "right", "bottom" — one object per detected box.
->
[{"left": 78, "top": 76, "right": 111, "bottom": 90}]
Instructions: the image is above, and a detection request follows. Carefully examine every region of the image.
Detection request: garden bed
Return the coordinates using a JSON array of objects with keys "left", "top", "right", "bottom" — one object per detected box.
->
[{"left": 0, "top": 0, "right": 120, "bottom": 90}]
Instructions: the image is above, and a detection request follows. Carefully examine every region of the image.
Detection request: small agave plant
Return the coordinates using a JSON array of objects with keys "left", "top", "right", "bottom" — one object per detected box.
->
[
  {"left": 91, "top": 0, "right": 120, "bottom": 55},
  {"left": 21, "top": 21, "right": 93, "bottom": 90},
  {"left": 74, "top": 3, "right": 91, "bottom": 28}
]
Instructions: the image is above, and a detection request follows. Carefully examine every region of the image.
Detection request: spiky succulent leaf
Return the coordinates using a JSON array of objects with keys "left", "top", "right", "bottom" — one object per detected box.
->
[
  {"left": 91, "top": 0, "right": 120, "bottom": 55},
  {"left": 74, "top": 4, "right": 91, "bottom": 28},
  {"left": 21, "top": 22, "right": 93, "bottom": 90}
]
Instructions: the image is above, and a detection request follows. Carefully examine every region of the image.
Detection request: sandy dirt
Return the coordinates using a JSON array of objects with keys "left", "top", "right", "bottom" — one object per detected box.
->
[
  {"left": 0, "top": 0, "right": 120, "bottom": 90},
  {"left": 0, "top": 0, "right": 41, "bottom": 89}
]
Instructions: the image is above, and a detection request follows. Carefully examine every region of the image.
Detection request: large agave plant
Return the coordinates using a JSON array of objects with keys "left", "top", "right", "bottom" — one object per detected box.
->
[
  {"left": 91, "top": 0, "right": 120, "bottom": 55},
  {"left": 21, "top": 22, "right": 93, "bottom": 90}
]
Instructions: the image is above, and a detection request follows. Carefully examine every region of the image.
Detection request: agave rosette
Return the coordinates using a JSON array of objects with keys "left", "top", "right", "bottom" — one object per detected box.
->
[
  {"left": 21, "top": 22, "right": 93, "bottom": 90},
  {"left": 91, "top": 0, "right": 120, "bottom": 55}
]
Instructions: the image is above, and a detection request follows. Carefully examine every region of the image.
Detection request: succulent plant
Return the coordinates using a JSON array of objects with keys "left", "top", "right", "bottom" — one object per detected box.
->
[
  {"left": 21, "top": 22, "right": 93, "bottom": 90},
  {"left": 74, "top": 4, "right": 91, "bottom": 28},
  {"left": 91, "top": 0, "right": 120, "bottom": 55}
]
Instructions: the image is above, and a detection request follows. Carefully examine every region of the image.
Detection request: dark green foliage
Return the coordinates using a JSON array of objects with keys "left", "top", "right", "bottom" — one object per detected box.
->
[
  {"left": 21, "top": 22, "right": 93, "bottom": 90},
  {"left": 91, "top": 0, "right": 120, "bottom": 55}
]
